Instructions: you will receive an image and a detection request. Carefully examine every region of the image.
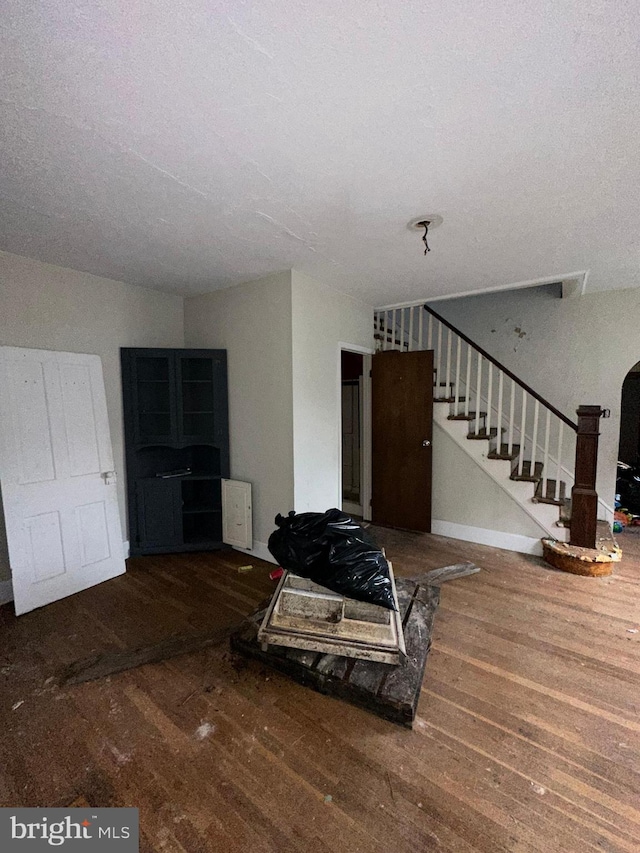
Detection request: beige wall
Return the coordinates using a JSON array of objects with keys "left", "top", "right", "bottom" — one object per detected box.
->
[
  {"left": 184, "top": 272, "right": 294, "bottom": 554},
  {"left": 0, "top": 251, "right": 184, "bottom": 581},
  {"left": 184, "top": 269, "right": 373, "bottom": 553},
  {"left": 432, "top": 284, "right": 640, "bottom": 511},
  {"left": 291, "top": 270, "right": 373, "bottom": 513}
]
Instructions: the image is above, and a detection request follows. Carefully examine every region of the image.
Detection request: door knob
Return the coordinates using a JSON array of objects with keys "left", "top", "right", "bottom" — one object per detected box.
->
[{"left": 422, "top": 440, "right": 431, "bottom": 447}]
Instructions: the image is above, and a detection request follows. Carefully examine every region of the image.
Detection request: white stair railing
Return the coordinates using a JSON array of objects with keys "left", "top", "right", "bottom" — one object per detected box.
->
[{"left": 374, "top": 305, "right": 579, "bottom": 509}]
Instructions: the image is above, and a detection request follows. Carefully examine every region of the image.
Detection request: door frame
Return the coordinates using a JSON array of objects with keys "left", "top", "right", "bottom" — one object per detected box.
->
[{"left": 338, "top": 343, "right": 373, "bottom": 521}]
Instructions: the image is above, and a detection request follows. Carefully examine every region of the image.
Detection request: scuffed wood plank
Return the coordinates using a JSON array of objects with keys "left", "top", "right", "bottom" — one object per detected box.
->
[
  {"left": 314, "top": 654, "right": 349, "bottom": 679},
  {"left": 408, "top": 562, "right": 480, "bottom": 586},
  {"left": 59, "top": 625, "right": 237, "bottom": 686},
  {"left": 284, "top": 647, "right": 320, "bottom": 668},
  {"left": 348, "top": 658, "right": 389, "bottom": 693},
  {"left": 379, "top": 585, "right": 439, "bottom": 708}
]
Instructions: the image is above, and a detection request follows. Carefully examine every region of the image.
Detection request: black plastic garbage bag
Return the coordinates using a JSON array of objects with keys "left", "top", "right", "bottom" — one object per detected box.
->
[{"left": 267, "top": 509, "right": 396, "bottom": 610}]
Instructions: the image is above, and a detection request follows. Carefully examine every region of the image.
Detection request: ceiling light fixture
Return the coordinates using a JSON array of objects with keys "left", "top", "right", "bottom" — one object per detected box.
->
[{"left": 408, "top": 215, "right": 443, "bottom": 255}]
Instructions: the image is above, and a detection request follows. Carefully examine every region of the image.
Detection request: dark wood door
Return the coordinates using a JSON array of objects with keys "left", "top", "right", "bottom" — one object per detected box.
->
[{"left": 372, "top": 350, "right": 433, "bottom": 532}]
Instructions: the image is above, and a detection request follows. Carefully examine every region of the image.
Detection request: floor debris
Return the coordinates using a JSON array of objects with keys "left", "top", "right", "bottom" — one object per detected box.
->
[{"left": 194, "top": 722, "right": 216, "bottom": 740}]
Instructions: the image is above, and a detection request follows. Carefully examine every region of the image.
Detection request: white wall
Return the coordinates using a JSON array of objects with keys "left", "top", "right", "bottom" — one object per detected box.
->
[
  {"left": 0, "top": 251, "right": 184, "bottom": 583},
  {"left": 432, "top": 284, "right": 640, "bottom": 511},
  {"left": 184, "top": 272, "right": 294, "bottom": 558},
  {"left": 291, "top": 270, "right": 373, "bottom": 512}
]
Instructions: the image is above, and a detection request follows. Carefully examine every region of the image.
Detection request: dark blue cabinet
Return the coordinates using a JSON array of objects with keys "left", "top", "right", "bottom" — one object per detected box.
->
[{"left": 121, "top": 348, "right": 229, "bottom": 556}]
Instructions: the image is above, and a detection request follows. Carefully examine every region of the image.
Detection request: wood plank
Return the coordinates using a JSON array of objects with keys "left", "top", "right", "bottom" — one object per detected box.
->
[
  {"left": 59, "top": 625, "right": 237, "bottom": 686},
  {"left": 408, "top": 561, "right": 481, "bottom": 585}
]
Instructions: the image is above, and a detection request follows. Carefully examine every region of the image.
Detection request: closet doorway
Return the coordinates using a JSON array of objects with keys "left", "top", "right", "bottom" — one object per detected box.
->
[{"left": 340, "top": 350, "right": 372, "bottom": 520}]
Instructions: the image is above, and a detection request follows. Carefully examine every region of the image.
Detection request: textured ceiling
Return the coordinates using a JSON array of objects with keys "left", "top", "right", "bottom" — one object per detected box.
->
[{"left": 1, "top": 1, "right": 639, "bottom": 303}]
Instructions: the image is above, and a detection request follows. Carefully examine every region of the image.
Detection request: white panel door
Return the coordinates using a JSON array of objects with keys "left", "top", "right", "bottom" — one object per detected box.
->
[
  {"left": 222, "top": 479, "right": 252, "bottom": 550},
  {"left": 0, "top": 347, "right": 125, "bottom": 615}
]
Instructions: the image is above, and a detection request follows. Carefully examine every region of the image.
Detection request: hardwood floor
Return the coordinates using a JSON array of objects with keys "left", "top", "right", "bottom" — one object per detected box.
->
[{"left": 1, "top": 531, "right": 638, "bottom": 852}]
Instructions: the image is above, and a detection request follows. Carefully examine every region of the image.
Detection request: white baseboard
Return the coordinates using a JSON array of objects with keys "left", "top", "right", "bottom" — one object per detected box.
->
[
  {"left": 232, "top": 539, "right": 277, "bottom": 565},
  {"left": 122, "top": 540, "right": 130, "bottom": 559},
  {"left": 431, "top": 519, "right": 543, "bottom": 556},
  {"left": 0, "top": 579, "right": 14, "bottom": 605}
]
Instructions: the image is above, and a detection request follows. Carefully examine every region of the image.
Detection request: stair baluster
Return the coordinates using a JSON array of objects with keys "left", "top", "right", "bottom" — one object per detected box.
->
[{"left": 475, "top": 354, "right": 483, "bottom": 436}]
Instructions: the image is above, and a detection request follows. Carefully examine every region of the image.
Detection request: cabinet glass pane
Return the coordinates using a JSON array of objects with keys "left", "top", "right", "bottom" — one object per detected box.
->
[
  {"left": 138, "top": 381, "right": 170, "bottom": 414},
  {"left": 181, "top": 358, "right": 215, "bottom": 438},
  {"left": 136, "top": 356, "right": 171, "bottom": 440},
  {"left": 183, "top": 412, "right": 215, "bottom": 438},
  {"left": 182, "top": 382, "right": 214, "bottom": 412},
  {"left": 181, "top": 359, "right": 213, "bottom": 381},
  {"left": 137, "top": 357, "right": 169, "bottom": 381},
  {"left": 138, "top": 412, "right": 171, "bottom": 439}
]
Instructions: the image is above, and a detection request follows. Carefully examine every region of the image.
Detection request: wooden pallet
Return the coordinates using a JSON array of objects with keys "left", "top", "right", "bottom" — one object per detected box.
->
[{"left": 231, "top": 578, "right": 439, "bottom": 728}]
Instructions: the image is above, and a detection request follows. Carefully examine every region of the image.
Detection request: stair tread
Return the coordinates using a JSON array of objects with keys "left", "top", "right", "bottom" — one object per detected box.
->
[
  {"left": 511, "top": 460, "right": 544, "bottom": 482},
  {"left": 533, "top": 478, "right": 567, "bottom": 506},
  {"left": 487, "top": 443, "right": 521, "bottom": 461},
  {"left": 448, "top": 411, "right": 487, "bottom": 421},
  {"left": 467, "top": 427, "right": 504, "bottom": 440}
]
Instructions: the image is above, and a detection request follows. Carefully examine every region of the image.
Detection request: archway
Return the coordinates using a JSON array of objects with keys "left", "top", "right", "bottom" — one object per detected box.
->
[{"left": 615, "top": 360, "right": 640, "bottom": 533}]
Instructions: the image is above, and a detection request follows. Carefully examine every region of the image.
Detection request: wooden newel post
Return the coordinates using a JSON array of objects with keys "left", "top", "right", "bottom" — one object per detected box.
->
[{"left": 570, "top": 405, "right": 608, "bottom": 549}]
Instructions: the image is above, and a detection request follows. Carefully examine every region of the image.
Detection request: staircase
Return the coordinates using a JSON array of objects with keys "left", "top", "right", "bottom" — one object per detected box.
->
[{"left": 374, "top": 304, "right": 610, "bottom": 546}]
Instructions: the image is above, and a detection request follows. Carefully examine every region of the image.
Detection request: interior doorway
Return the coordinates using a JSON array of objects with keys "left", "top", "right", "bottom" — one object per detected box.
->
[
  {"left": 371, "top": 349, "right": 433, "bottom": 533},
  {"left": 616, "top": 360, "right": 640, "bottom": 531},
  {"left": 618, "top": 360, "right": 640, "bottom": 466},
  {"left": 341, "top": 351, "right": 364, "bottom": 516}
]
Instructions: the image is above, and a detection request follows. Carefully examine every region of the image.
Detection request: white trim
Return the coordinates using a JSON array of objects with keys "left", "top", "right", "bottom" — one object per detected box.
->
[
  {"left": 122, "top": 540, "right": 130, "bottom": 558},
  {"left": 375, "top": 271, "right": 589, "bottom": 311},
  {"left": 0, "top": 579, "right": 14, "bottom": 605},
  {"left": 431, "top": 519, "right": 543, "bottom": 556},
  {"left": 338, "top": 342, "right": 375, "bottom": 356},
  {"left": 561, "top": 272, "right": 589, "bottom": 299},
  {"left": 232, "top": 539, "right": 276, "bottom": 564}
]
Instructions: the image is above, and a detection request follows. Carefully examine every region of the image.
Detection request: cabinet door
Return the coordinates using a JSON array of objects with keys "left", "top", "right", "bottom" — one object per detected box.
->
[
  {"left": 176, "top": 351, "right": 228, "bottom": 456},
  {"left": 131, "top": 351, "right": 177, "bottom": 446},
  {"left": 135, "top": 478, "right": 182, "bottom": 551}
]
